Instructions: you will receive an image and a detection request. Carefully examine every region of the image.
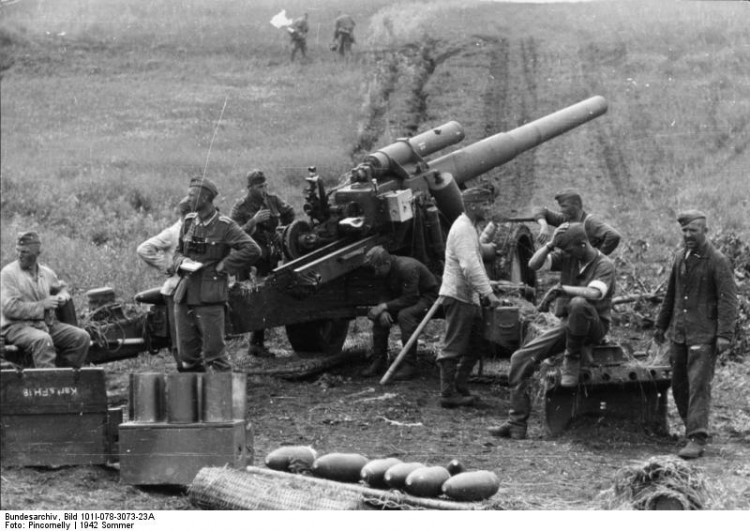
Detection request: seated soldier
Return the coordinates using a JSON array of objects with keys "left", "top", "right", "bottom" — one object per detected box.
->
[
  {"left": 487, "top": 222, "right": 616, "bottom": 439},
  {"left": 361, "top": 246, "right": 439, "bottom": 380},
  {"left": 230, "top": 169, "right": 295, "bottom": 358},
  {"left": 1, "top": 231, "right": 90, "bottom": 368}
]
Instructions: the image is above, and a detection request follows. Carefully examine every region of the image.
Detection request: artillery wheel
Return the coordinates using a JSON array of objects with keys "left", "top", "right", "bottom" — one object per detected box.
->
[
  {"left": 285, "top": 318, "right": 350, "bottom": 356},
  {"left": 282, "top": 220, "right": 312, "bottom": 261},
  {"left": 486, "top": 223, "right": 537, "bottom": 300}
]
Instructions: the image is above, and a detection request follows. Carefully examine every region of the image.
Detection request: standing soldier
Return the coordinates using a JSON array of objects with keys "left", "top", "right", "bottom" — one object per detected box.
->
[
  {"left": 1, "top": 231, "right": 90, "bottom": 368},
  {"left": 533, "top": 190, "right": 621, "bottom": 255},
  {"left": 332, "top": 13, "right": 356, "bottom": 57},
  {"left": 361, "top": 246, "right": 439, "bottom": 380},
  {"left": 230, "top": 169, "right": 295, "bottom": 358},
  {"left": 137, "top": 197, "right": 192, "bottom": 369},
  {"left": 288, "top": 12, "right": 309, "bottom": 62},
  {"left": 173, "top": 178, "right": 261, "bottom": 372},
  {"left": 654, "top": 210, "right": 738, "bottom": 459},
  {"left": 437, "top": 187, "right": 502, "bottom": 408}
]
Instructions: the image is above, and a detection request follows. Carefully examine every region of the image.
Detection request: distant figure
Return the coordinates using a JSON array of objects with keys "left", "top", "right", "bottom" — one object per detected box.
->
[
  {"left": 361, "top": 246, "right": 439, "bottom": 380},
  {"left": 173, "top": 178, "right": 261, "bottom": 372},
  {"left": 533, "top": 190, "right": 621, "bottom": 255},
  {"left": 332, "top": 13, "right": 356, "bottom": 57},
  {"left": 288, "top": 12, "right": 309, "bottom": 62},
  {"left": 137, "top": 197, "right": 192, "bottom": 369},
  {"left": 230, "top": 169, "right": 295, "bottom": 358},
  {"left": 654, "top": 210, "right": 738, "bottom": 460},
  {"left": 1, "top": 231, "right": 90, "bottom": 368}
]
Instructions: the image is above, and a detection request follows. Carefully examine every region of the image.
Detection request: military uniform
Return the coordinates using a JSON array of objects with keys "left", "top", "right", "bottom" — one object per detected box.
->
[
  {"left": 173, "top": 209, "right": 261, "bottom": 371},
  {"left": 370, "top": 255, "right": 438, "bottom": 375},
  {"left": 289, "top": 15, "right": 309, "bottom": 61},
  {"left": 230, "top": 193, "right": 295, "bottom": 276}
]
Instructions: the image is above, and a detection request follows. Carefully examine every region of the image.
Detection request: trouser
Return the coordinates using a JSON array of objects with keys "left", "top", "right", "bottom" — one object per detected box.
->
[
  {"left": 437, "top": 297, "right": 483, "bottom": 365},
  {"left": 670, "top": 341, "right": 716, "bottom": 440},
  {"left": 371, "top": 295, "right": 436, "bottom": 362},
  {"left": 291, "top": 38, "right": 307, "bottom": 60},
  {"left": 174, "top": 303, "right": 231, "bottom": 372},
  {"left": 165, "top": 295, "right": 181, "bottom": 368},
  {"left": 507, "top": 297, "right": 607, "bottom": 426},
  {"left": 4, "top": 321, "right": 90, "bottom": 369}
]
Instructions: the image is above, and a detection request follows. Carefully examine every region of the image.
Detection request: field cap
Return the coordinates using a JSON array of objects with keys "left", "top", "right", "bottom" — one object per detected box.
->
[
  {"left": 677, "top": 209, "right": 707, "bottom": 226},
  {"left": 554, "top": 190, "right": 582, "bottom": 206},
  {"left": 462, "top": 186, "right": 493, "bottom": 204},
  {"left": 246, "top": 169, "right": 267, "bottom": 187},
  {"left": 189, "top": 177, "right": 218, "bottom": 199},
  {"left": 364, "top": 246, "right": 390, "bottom": 268},
  {"left": 17, "top": 231, "right": 41, "bottom": 247},
  {"left": 553, "top": 222, "right": 588, "bottom": 248}
]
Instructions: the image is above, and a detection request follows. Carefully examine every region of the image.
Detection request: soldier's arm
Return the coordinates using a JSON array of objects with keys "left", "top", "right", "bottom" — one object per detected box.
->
[
  {"left": 587, "top": 216, "right": 621, "bottom": 255},
  {"left": 219, "top": 221, "right": 262, "bottom": 274},
  {"left": 561, "top": 260, "right": 614, "bottom": 300},
  {"left": 137, "top": 222, "right": 180, "bottom": 272},
  {"left": 654, "top": 258, "right": 678, "bottom": 332},
  {"left": 714, "top": 253, "right": 739, "bottom": 342},
  {"left": 455, "top": 224, "right": 493, "bottom": 298},
  {"left": 1, "top": 268, "right": 47, "bottom": 320},
  {"left": 279, "top": 199, "right": 296, "bottom": 226}
]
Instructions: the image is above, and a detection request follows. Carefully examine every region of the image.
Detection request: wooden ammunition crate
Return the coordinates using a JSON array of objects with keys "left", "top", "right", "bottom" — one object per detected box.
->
[
  {"left": 0, "top": 368, "right": 120, "bottom": 466},
  {"left": 119, "top": 420, "right": 251, "bottom": 485},
  {"left": 482, "top": 306, "right": 521, "bottom": 349}
]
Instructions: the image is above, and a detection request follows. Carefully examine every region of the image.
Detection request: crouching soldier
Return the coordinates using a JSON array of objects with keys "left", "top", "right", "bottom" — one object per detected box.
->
[{"left": 361, "top": 246, "right": 439, "bottom": 380}]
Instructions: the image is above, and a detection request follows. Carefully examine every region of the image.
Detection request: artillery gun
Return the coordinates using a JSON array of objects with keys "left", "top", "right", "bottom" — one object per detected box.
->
[{"left": 227, "top": 96, "right": 609, "bottom": 354}]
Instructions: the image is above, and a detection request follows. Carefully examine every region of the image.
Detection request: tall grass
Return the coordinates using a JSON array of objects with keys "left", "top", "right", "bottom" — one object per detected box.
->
[{"left": 2, "top": 0, "right": 749, "bottom": 306}]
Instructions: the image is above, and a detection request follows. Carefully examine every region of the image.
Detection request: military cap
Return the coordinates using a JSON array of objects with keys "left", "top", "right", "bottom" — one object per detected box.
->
[
  {"left": 554, "top": 190, "right": 583, "bottom": 206},
  {"left": 364, "top": 246, "right": 391, "bottom": 269},
  {"left": 16, "top": 231, "right": 41, "bottom": 247},
  {"left": 246, "top": 169, "right": 267, "bottom": 187},
  {"left": 462, "top": 186, "right": 494, "bottom": 204},
  {"left": 189, "top": 177, "right": 218, "bottom": 199},
  {"left": 553, "top": 222, "right": 588, "bottom": 249},
  {"left": 677, "top": 209, "right": 707, "bottom": 226}
]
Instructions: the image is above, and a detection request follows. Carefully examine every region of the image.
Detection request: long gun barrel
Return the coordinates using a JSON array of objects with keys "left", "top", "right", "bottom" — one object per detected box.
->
[{"left": 428, "top": 96, "right": 608, "bottom": 185}]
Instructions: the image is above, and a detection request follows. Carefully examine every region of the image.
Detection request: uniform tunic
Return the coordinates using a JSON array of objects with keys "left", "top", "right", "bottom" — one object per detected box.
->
[
  {"left": 534, "top": 207, "right": 621, "bottom": 255},
  {"left": 655, "top": 240, "right": 738, "bottom": 439},
  {"left": 173, "top": 209, "right": 261, "bottom": 370}
]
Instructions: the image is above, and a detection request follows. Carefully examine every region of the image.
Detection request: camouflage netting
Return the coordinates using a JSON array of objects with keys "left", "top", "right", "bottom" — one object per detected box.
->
[
  {"left": 597, "top": 455, "right": 712, "bottom": 510},
  {"left": 188, "top": 466, "right": 486, "bottom": 511}
]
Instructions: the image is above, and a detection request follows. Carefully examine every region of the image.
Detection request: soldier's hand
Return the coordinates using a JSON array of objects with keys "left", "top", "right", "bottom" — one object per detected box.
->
[
  {"left": 215, "top": 262, "right": 226, "bottom": 275},
  {"left": 42, "top": 296, "right": 62, "bottom": 310},
  {"left": 367, "top": 303, "right": 387, "bottom": 321},
  {"left": 378, "top": 312, "right": 394, "bottom": 327},
  {"left": 550, "top": 223, "right": 570, "bottom": 248},
  {"left": 486, "top": 293, "right": 502, "bottom": 309},
  {"left": 653, "top": 329, "right": 666, "bottom": 345},
  {"left": 253, "top": 209, "right": 272, "bottom": 223},
  {"left": 717, "top": 337, "right": 731, "bottom": 354},
  {"left": 537, "top": 224, "right": 553, "bottom": 245}
]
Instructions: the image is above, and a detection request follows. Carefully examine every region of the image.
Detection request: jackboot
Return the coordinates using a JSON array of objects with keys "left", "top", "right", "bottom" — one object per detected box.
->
[
  {"left": 439, "top": 359, "right": 476, "bottom": 408},
  {"left": 361, "top": 352, "right": 387, "bottom": 377},
  {"left": 487, "top": 422, "right": 527, "bottom": 440},
  {"left": 392, "top": 361, "right": 416, "bottom": 381},
  {"left": 560, "top": 352, "right": 581, "bottom": 387},
  {"left": 455, "top": 357, "right": 479, "bottom": 398}
]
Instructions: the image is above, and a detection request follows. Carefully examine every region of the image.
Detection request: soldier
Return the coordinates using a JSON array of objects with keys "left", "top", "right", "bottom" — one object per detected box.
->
[
  {"left": 361, "top": 246, "right": 439, "bottom": 380},
  {"left": 1, "top": 231, "right": 90, "bottom": 368},
  {"left": 173, "top": 177, "right": 261, "bottom": 372},
  {"left": 533, "top": 190, "right": 621, "bottom": 255},
  {"left": 137, "top": 196, "right": 192, "bottom": 369},
  {"left": 437, "top": 187, "right": 502, "bottom": 408},
  {"left": 230, "top": 169, "right": 295, "bottom": 358},
  {"left": 654, "top": 210, "right": 738, "bottom": 459},
  {"left": 332, "top": 13, "right": 356, "bottom": 57},
  {"left": 487, "top": 222, "right": 616, "bottom": 440},
  {"left": 288, "top": 12, "right": 309, "bottom": 62}
]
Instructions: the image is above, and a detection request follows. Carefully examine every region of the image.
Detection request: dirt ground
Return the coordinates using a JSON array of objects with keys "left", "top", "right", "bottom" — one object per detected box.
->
[{"left": 2, "top": 321, "right": 749, "bottom": 511}]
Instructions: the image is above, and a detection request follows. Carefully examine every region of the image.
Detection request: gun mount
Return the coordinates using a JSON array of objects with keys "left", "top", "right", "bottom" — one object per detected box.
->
[{"left": 232, "top": 96, "right": 607, "bottom": 354}]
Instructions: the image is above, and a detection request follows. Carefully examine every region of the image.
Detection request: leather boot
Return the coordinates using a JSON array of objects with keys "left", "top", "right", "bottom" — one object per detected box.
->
[
  {"left": 392, "top": 361, "right": 416, "bottom": 381},
  {"left": 439, "top": 359, "right": 475, "bottom": 408},
  {"left": 487, "top": 421, "right": 527, "bottom": 440},
  {"left": 560, "top": 352, "right": 581, "bottom": 387},
  {"left": 455, "top": 357, "right": 478, "bottom": 398},
  {"left": 361, "top": 352, "right": 387, "bottom": 377}
]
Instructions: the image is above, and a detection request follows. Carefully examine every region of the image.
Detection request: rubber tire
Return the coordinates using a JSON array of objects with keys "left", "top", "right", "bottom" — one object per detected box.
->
[
  {"left": 285, "top": 318, "right": 350, "bottom": 355},
  {"left": 487, "top": 223, "right": 537, "bottom": 299}
]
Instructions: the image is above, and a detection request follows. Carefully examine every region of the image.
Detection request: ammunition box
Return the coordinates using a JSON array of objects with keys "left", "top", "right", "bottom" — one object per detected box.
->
[
  {"left": 482, "top": 306, "right": 521, "bottom": 349},
  {"left": 0, "top": 368, "right": 121, "bottom": 466}
]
